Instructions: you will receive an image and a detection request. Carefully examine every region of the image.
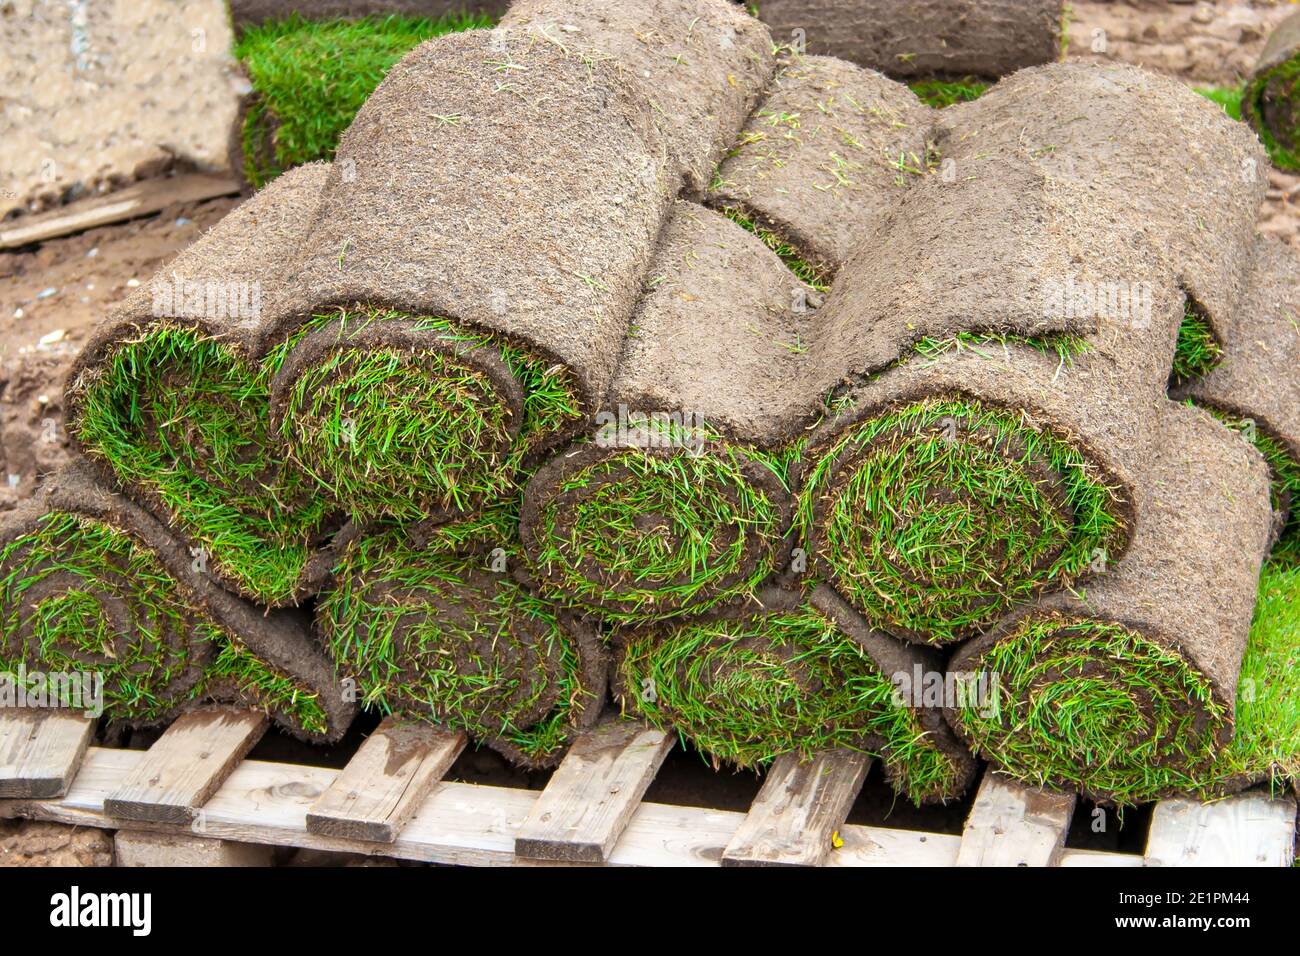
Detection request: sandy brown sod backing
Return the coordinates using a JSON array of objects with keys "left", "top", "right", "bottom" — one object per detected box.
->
[
  {"left": 1245, "top": 8, "right": 1300, "bottom": 159},
  {"left": 945, "top": 403, "right": 1275, "bottom": 800},
  {"left": 0, "top": 460, "right": 354, "bottom": 742},
  {"left": 708, "top": 53, "right": 933, "bottom": 275},
  {"left": 1173, "top": 235, "right": 1300, "bottom": 530},
  {"left": 499, "top": 0, "right": 775, "bottom": 196},
  {"left": 607, "top": 202, "right": 823, "bottom": 445},
  {"left": 259, "top": 26, "right": 677, "bottom": 422},
  {"left": 808, "top": 62, "right": 1265, "bottom": 387},
  {"left": 520, "top": 203, "right": 810, "bottom": 619},
  {"left": 752, "top": 0, "right": 1063, "bottom": 79}
]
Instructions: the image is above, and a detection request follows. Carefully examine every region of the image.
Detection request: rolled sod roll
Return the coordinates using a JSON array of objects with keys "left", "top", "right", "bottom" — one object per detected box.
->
[
  {"left": 1173, "top": 237, "right": 1300, "bottom": 566},
  {"left": 1244, "top": 8, "right": 1300, "bottom": 171},
  {"left": 751, "top": 0, "right": 1064, "bottom": 80},
  {"left": 944, "top": 404, "right": 1275, "bottom": 804},
  {"left": 612, "top": 585, "right": 977, "bottom": 804},
  {"left": 0, "top": 461, "right": 354, "bottom": 742},
  {"left": 522, "top": 202, "right": 822, "bottom": 622},
  {"left": 500, "top": 0, "right": 775, "bottom": 195},
  {"left": 65, "top": 162, "right": 335, "bottom": 608},
  {"left": 708, "top": 53, "right": 933, "bottom": 279},
  {"left": 317, "top": 517, "right": 607, "bottom": 769},
  {"left": 796, "top": 62, "right": 1266, "bottom": 644},
  {"left": 262, "top": 27, "right": 684, "bottom": 524}
]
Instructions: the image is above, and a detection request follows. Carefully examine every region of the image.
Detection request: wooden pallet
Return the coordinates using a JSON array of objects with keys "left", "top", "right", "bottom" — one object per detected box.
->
[{"left": 0, "top": 707, "right": 1295, "bottom": 867}]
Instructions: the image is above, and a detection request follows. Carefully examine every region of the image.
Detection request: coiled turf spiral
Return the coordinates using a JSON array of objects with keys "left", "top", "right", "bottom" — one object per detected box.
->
[
  {"left": 800, "top": 397, "right": 1126, "bottom": 644},
  {"left": 947, "top": 613, "right": 1231, "bottom": 802},
  {"left": 522, "top": 436, "right": 794, "bottom": 622},
  {"left": 276, "top": 307, "right": 582, "bottom": 523},
  {"left": 614, "top": 604, "right": 971, "bottom": 803},
  {"left": 0, "top": 512, "right": 211, "bottom": 720},
  {"left": 319, "top": 529, "right": 604, "bottom": 768}
]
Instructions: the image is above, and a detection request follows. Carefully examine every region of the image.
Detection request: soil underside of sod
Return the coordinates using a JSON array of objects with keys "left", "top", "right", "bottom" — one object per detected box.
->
[
  {"left": 616, "top": 604, "right": 964, "bottom": 804},
  {"left": 0, "top": 512, "right": 327, "bottom": 734},
  {"left": 234, "top": 12, "right": 497, "bottom": 187}
]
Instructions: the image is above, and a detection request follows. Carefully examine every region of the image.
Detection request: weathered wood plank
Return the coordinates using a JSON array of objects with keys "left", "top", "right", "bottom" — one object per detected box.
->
[
  {"left": 513, "top": 718, "right": 674, "bottom": 863},
  {"left": 0, "top": 746, "right": 1120, "bottom": 868},
  {"left": 103, "top": 706, "right": 266, "bottom": 824},
  {"left": 0, "top": 710, "right": 96, "bottom": 798},
  {"left": 1145, "top": 791, "right": 1297, "bottom": 867},
  {"left": 306, "top": 719, "right": 466, "bottom": 843},
  {"left": 0, "top": 174, "right": 240, "bottom": 249},
  {"left": 722, "top": 750, "right": 871, "bottom": 867},
  {"left": 956, "top": 773, "right": 1076, "bottom": 867}
]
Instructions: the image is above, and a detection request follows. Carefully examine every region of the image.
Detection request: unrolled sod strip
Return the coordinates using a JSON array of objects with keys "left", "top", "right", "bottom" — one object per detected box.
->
[
  {"left": 1244, "top": 8, "right": 1300, "bottom": 171},
  {"left": 751, "top": 0, "right": 1063, "bottom": 79},
  {"left": 0, "top": 461, "right": 354, "bottom": 742},
  {"left": 500, "top": 0, "right": 775, "bottom": 195},
  {"left": 612, "top": 585, "right": 977, "bottom": 804},
  {"left": 265, "top": 6, "right": 773, "bottom": 525},
  {"left": 945, "top": 405, "right": 1274, "bottom": 804},
  {"left": 317, "top": 514, "right": 607, "bottom": 770},
  {"left": 1173, "top": 236, "right": 1300, "bottom": 566},
  {"left": 708, "top": 53, "right": 933, "bottom": 279},
  {"left": 65, "top": 162, "right": 335, "bottom": 607},
  {"left": 522, "top": 202, "right": 819, "bottom": 622},
  {"left": 798, "top": 62, "right": 1266, "bottom": 645}
]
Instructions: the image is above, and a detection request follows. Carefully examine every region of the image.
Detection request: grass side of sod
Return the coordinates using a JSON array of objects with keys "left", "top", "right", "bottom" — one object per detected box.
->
[
  {"left": 0, "top": 512, "right": 326, "bottom": 733},
  {"left": 617, "top": 604, "right": 966, "bottom": 803},
  {"left": 234, "top": 12, "right": 496, "bottom": 187},
  {"left": 529, "top": 428, "right": 791, "bottom": 622},
  {"left": 72, "top": 323, "right": 332, "bottom": 605},
  {"left": 956, "top": 615, "right": 1230, "bottom": 803},
  {"left": 281, "top": 306, "right": 582, "bottom": 522},
  {"left": 320, "top": 524, "right": 589, "bottom": 765},
  {"left": 800, "top": 396, "right": 1126, "bottom": 643}
]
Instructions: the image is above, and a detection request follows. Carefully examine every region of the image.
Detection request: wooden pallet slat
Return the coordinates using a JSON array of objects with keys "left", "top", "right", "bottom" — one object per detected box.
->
[
  {"left": 306, "top": 718, "right": 466, "bottom": 843},
  {"left": 103, "top": 706, "right": 267, "bottom": 825},
  {"left": 956, "top": 774, "right": 1077, "bottom": 867},
  {"left": 1144, "top": 791, "right": 1298, "bottom": 867},
  {"left": 0, "top": 710, "right": 96, "bottom": 798},
  {"left": 513, "top": 717, "right": 674, "bottom": 863},
  {"left": 722, "top": 750, "right": 871, "bottom": 867},
  {"left": 2, "top": 746, "right": 1291, "bottom": 868}
]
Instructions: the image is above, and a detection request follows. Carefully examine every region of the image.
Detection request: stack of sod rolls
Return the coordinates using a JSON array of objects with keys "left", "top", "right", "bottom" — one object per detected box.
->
[
  {"left": 28, "top": 2, "right": 1295, "bottom": 806},
  {"left": 602, "top": 59, "right": 1296, "bottom": 804}
]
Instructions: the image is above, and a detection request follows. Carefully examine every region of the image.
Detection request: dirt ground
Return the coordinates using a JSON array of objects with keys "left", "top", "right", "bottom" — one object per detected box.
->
[
  {"left": 0, "top": 0, "right": 1296, "bottom": 864},
  {"left": 0, "top": 195, "right": 237, "bottom": 509},
  {"left": 1066, "top": 0, "right": 1296, "bottom": 85}
]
